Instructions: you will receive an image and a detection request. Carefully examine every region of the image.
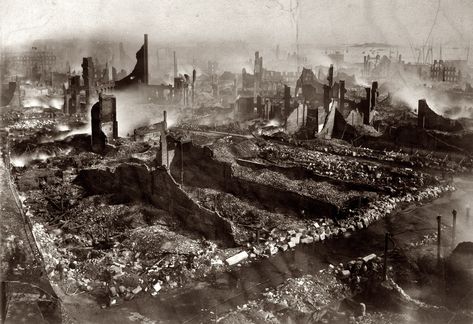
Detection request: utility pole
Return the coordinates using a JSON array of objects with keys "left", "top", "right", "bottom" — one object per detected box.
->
[
  {"left": 437, "top": 215, "right": 442, "bottom": 265},
  {"left": 467, "top": 205, "right": 471, "bottom": 225},
  {"left": 383, "top": 232, "right": 390, "bottom": 281},
  {"left": 1, "top": 281, "right": 6, "bottom": 324},
  {"left": 180, "top": 140, "right": 184, "bottom": 185},
  {"left": 452, "top": 209, "right": 457, "bottom": 247}
]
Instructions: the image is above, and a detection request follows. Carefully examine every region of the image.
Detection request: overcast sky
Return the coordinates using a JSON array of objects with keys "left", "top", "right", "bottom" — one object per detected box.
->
[{"left": 1, "top": 0, "right": 472, "bottom": 48}]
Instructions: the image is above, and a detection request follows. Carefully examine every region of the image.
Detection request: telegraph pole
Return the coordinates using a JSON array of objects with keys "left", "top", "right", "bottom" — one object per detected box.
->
[
  {"left": 437, "top": 215, "right": 442, "bottom": 265},
  {"left": 452, "top": 209, "right": 457, "bottom": 247},
  {"left": 383, "top": 232, "right": 390, "bottom": 281}
]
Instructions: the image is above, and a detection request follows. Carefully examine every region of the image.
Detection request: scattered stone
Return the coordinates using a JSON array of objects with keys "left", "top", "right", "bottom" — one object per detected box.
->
[
  {"left": 153, "top": 282, "right": 162, "bottom": 292},
  {"left": 362, "top": 254, "right": 376, "bottom": 263},
  {"left": 341, "top": 270, "right": 350, "bottom": 278},
  {"left": 109, "top": 286, "right": 118, "bottom": 297},
  {"left": 118, "top": 285, "right": 126, "bottom": 294},
  {"left": 301, "top": 236, "right": 314, "bottom": 244},
  {"left": 226, "top": 251, "right": 249, "bottom": 266}
]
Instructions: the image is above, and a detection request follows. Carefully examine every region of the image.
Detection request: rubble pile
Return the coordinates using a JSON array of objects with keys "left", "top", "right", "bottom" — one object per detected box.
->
[
  {"left": 29, "top": 197, "right": 233, "bottom": 306},
  {"left": 8, "top": 119, "right": 56, "bottom": 130},
  {"left": 262, "top": 273, "right": 348, "bottom": 312},
  {"left": 233, "top": 165, "right": 370, "bottom": 209},
  {"left": 10, "top": 140, "right": 240, "bottom": 304},
  {"left": 177, "top": 122, "right": 250, "bottom": 135},
  {"left": 257, "top": 141, "right": 438, "bottom": 194},
  {"left": 333, "top": 254, "right": 385, "bottom": 290},
  {"left": 187, "top": 186, "right": 308, "bottom": 244},
  {"left": 3, "top": 108, "right": 463, "bottom": 315},
  {"left": 218, "top": 271, "right": 352, "bottom": 324}
]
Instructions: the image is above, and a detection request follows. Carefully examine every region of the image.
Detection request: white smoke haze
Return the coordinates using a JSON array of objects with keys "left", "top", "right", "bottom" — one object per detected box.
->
[
  {"left": 11, "top": 145, "right": 74, "bottom": 167},
  {"left": 11, "top": 151, "right": 56, "bottom": 167},
  {"left": 53, "top": 123, "right": 90, "bottom": 142},
  {"left": 266, "top": 119, "right": 281, "bottom": 127},
  {"left": 46, "top": 90, "right": 180, "bottom": 141},
  {"left": 22, "top": 96, "right": 63, "bottom": 109},
  {"left": 309, "top": 51, "right": 334, "bottom": 69},
  {"left": 389, "top": 83, "right": 473, "bottom": 119},
  {"left": 56, "top": 124, "right": 71, "bottom": 132},
  {"left": 113, "top": 90, "right": 180, "bottom": 137},
  {"left": 354, "top": 75, "right": 371, "bottom": 88},
  {"left": 372, "top": 69, "right": 473, "bottom": 120}
]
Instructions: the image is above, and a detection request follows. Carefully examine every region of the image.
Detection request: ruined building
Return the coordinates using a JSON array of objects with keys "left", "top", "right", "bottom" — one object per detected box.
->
[
  {"left": 63, "top": 57, "right": 98, "bottom": 114},
  {"left": 1, "top": 49, "right": 56, "bottom": 84},
  {"left": 63, "top": 75, "right": 82, "bottom": 115},
  {"left": 417, "top": 99, "right": 463, "bottom": 132},
  {"left": 112, "top": 35, "right": 190, "bottom": 105},
  {"left": 253, "top": 51, "right": 263, "bottom": 98},
  {"left": 82, "top": 57, "right": 95, "bottom": 105},
  {"left": 1, "top": 81, "right": 20, "bottom": 107},
  {"left": 294, "top": 68, "right": 324, "bottom": 132},
  {"left": 236, "top": 84, "right": 293, "bottom": 123},
  {"left": 430, "top": 60, "right": 462, "bottom": 82},
  {"left": 91, "top": 94, "right": 118, "bottom": 153},
  {"left": 115, "top": 34, "right": 149, "bottom": 89},
  {"left": 241, "top": 51, "right": 296, "bottom": 98}
]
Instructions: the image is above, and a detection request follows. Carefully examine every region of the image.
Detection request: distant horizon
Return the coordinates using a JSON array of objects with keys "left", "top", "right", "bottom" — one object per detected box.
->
[
  {"left": 4, "top": 36, "right": 471, "bottom": 53},
  {"left": 2, "top": 0, "right": 472, "bottom": 50}
]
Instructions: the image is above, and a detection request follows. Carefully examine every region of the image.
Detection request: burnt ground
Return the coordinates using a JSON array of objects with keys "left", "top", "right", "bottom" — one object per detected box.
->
[
  {"left": 2, "top": 116, "right": 472, "bottom": 323},
  {"left": 0, "top": 143, "right": 61, "bottom": 323}
]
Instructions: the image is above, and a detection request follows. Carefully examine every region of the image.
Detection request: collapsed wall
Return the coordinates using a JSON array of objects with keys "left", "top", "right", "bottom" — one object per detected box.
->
[
  {"left": 377, "top": 126, "right": 473, "bottom": 152},
  {"left": 1, "top": 82, "right": 17, "bottom": 107},
  {"left": 75, "top": 163, "right": 235, "bottom": 246},
  {"left": 318, "top": 102, "right": 357, "bottom": 141},
  {"left": 418, "top": 99, "right": 463, "bottom": 132},
  {"left": 170, "top": 142, "right": 340, "bottom": 218}
]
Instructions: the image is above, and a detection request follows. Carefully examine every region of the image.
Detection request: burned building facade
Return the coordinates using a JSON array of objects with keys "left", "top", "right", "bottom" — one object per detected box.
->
[
  {"left": 430, "top": 60, "right": 462, "bottom": 82},
  {"left": 63, "top": 75, "right": 82, "bottom": 114},
  {"left": 236, "top": 85, "right": 293, "bottom": 123},
  {"left": 1, "top": 49, "right": 56, "bottom": 84},
  {"left": 91, "top": 94, "right": 118, "bottom": 153}
]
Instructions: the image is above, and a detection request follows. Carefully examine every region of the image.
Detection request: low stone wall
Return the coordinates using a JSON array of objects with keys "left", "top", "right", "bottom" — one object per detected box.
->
[
  {"left": 76, "top": 163, "right": 235, "bottom": 246},
  {"left": 231, "top": 183, "right": 455, "bottom": 261}
]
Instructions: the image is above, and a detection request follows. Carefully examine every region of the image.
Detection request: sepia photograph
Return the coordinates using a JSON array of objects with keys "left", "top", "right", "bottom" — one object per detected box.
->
[{"left": 0, "top": 0, "right": 472, "bottom": 323}]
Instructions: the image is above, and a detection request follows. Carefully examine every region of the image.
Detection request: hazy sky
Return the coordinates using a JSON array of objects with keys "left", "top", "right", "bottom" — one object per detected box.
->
[{"left": 1, "top": 0, "right": 472, "bottom": 48}]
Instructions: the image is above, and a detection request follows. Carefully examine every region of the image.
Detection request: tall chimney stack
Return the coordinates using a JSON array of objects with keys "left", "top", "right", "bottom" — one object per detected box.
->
[
  {"left": 144, "top": 34, "right": 149, "bottom": 84},
  {"left": 339, "top": 80, "right": 346, "bottom": 111},
  {"left": 192, "top": 69, "right": 196, "bottom": 106},
  {"left": 327, "top": 64, "right": 334, "bottom": 88},
  {"left": 173, "top": 51, "right": 177, "bottom": 78},
  {"left": 370, "top": 81, "right": 378, "bottom": 110},
  {"left": 163, "top": 110, "right": 167, "bottom": 131}
]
